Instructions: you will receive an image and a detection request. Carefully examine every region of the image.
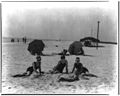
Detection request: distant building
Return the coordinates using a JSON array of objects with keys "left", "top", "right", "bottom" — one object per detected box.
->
[{"left": 80, "top": 37, "right": 100, "bottom": 47}]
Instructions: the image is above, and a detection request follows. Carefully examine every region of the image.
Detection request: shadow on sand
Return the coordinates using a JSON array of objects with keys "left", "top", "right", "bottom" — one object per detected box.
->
[
  {"left": 85, "top": 45, "right": 105, "bottom": 48},
  {"left": 42, "top": 53, "right": 93, "bottom": 57},
  {"left": 58, "top": 73, "right": 98, "bottom": 82},
  {"left": 42, "top": 53, "right": 70, "bottom": 56},
  {"left": 81, "top": 73, "right": 98, "bottom": 80}
]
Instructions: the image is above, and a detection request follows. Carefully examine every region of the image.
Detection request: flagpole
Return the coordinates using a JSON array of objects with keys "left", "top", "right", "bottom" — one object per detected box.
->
[{"left": 97, "top": 21, "right": 100, "bottom": 49}]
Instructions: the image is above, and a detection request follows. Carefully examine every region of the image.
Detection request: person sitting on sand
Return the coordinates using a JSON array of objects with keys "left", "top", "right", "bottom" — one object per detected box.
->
[
  {"left": 71, "top": 57, "right": 98, "bottom": 80},
  {"left": 49, "top": 55, "right": 68, "bottom": 74},
  {"left": 58, "top": 49, "right": 68, "bottom": 55},
  {"left": 12, "top": 55, "right": 42, "bottom": 77},
  {"left": 58, "top": 57, "right": 88, "bottom": 82},
  {"left": 58, "top": 57, "right": 98, "bottom": 82},
  {"left": 57, "top": 57, "right": 83, "bottom": 82},
  {"left": 31, "top": 55, "right": 42, "bottom": 75},
  {"left": 71, "top": 57, "right": 83, "bottom": 80}
]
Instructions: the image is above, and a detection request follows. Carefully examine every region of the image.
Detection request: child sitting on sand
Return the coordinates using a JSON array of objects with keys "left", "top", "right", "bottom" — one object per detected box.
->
[
  {"left": 12, "top": 55, "right": 42, "bottom": 77},
  {"left": 49, "top": 55, "right": 68, "bottom": 74}
]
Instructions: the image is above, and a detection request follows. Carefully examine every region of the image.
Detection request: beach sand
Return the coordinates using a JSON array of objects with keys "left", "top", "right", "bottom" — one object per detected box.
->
[{"left": 2, "top": 41, "right": 118, "bottom": 94}]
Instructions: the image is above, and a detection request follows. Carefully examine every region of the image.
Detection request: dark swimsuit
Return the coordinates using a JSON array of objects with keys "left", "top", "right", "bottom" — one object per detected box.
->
[
  {"left": 26, "top": 66, "right": 34, "bottom": 75},
  {"left": 27, "top": 62, "right": 40, "bottom": 74},
  {"left": 54, "top": 60, "right": 67, "bottom": 73},
  {"left": 34, "top": 62, "right": 40, "bottom": 69},
  {"left": 74, "top": 63, "right": 83, "bottom": 75},
  {"left": 12, "top": 62, "right": 41, "bottom": 77}
]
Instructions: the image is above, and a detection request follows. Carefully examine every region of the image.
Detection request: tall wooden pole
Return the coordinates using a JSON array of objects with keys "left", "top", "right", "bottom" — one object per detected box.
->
[
  {"left": 97, "top": 21, "right": 100, "bottom": 49},
  {"left": 91, "top": 28, "right": 93, "bottom": 37}
]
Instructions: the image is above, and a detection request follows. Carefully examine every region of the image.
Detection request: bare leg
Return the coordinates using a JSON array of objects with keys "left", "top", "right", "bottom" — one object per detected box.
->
[
  {"left": 38, "top": 65, "right": 41, "bottom": 75},
  {"left": 81, "top": 75, "right": 89, "bottom": 80},
  {"left": 26, "top": 71, "right": 33, "bottom": 76},
  {"left": 12, "top": 72, "right": 28, "bottom": 77},
  {"left": 82, "top": 73, "right": 98, "bottom": 78}
]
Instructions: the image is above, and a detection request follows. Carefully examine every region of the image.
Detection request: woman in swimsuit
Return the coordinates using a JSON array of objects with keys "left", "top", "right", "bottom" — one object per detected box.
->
[
  {"left": 71, "top": 57, "right": 83, "bottom": 80},
  {"left": 50, "top": 55, "right": 68, "bottom": 74},
  {"left": 12, "top": 55, "right": 42, "bottom": 77}
]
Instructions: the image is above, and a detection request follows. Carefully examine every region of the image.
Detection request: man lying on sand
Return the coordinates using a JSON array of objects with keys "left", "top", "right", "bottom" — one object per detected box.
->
[
  {"left": 12, "top": 55, "right": 43, "bottom": 77},
  {"left": 49, "top": 55, "right": 68, "bottom": 74}
]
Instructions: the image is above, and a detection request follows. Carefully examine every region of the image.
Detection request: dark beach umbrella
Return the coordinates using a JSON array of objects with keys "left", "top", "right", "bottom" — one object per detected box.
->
[
  {"left": 68, "top": 41, "right": 84, "bottom": 55},
  {"left": 28, "top": 39, "right": 45, "bottom": 55}
]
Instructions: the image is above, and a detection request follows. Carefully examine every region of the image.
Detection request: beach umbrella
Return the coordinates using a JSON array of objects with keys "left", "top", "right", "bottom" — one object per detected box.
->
[
  {"left": 68, "top": 41, "right": 84, "bottom": 55},
  {"left": 28, "top": 39, "right": 45, "bottom": 55}
]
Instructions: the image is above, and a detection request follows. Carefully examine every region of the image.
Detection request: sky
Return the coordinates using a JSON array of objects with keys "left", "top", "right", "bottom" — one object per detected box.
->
[{"left": 2, "top": 2, "right": 118, "bottom": 42}]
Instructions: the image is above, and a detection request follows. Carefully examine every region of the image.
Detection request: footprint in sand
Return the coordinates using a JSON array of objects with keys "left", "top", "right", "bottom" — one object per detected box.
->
[
  {"left": 66, "top": 84, "right": 74, "bottom": 87},
  {"left": 8, "top": 87, "right": 11, "bottom": 89},
  {"left": 71, "top": 85, "right": 76, "bottom": 89},
  {"left": 14, "top": 86, "right": 17, "bottom": 88},
  {"left": 65, "top": 84, "right": 76, "bottom": 90}
]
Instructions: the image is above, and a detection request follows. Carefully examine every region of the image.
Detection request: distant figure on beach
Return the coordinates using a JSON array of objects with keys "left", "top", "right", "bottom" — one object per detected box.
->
[
  {"left": 12, "top": 55, "right": 42, "bottom": 77},
  {"left": 22, "top": 37, "right": 24, "bottom": 43},
  {"left": 17, "top": 39, "right": 19, "bottom": 42},
  {"left": 24, "top": 37, "right": 27, "bottom": 43},
  {"left": 11, "top": 38, "right": 15, "bottom": 42},
  {"left": 58, "top": 49, "right": 68, "bottom": 55},
  {"left": 22, "top": 37, "right": 27, "bottom": 43},
  {"left": 49, "top": 55, "right": 68, "bottom": 74}
]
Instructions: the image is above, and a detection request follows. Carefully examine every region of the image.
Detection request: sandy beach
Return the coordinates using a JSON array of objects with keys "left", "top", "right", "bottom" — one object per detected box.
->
[{"left": 2, "top": 41, "right": 118, "bottom": 94}]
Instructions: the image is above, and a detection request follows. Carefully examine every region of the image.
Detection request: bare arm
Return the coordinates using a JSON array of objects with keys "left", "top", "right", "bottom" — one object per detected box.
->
[
  {"left": 71, "top": 63, "right": 75, "bottom": 73},
  {"left": 32, "top": 62, "right": 38, "bottom": 73},
  {"left": 80, "top": 63, "right": 83, "bottom": 71},
  {"left": 38, "top": 62, "right": 41, "bottom": 74},
  {"left": 66, "top": 61, "right": 68, "bottom": 74}
]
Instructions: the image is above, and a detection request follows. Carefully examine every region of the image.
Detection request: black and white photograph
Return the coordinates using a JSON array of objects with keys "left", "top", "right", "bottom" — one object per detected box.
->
[{"left": 2, "top": 1, "right": 118, "bottom": 94}]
